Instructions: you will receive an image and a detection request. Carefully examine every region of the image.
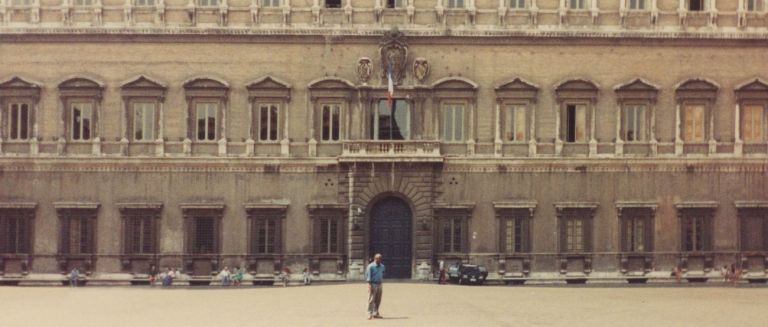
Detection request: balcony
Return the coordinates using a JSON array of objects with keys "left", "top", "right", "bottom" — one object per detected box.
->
[{"left": 339, "top": 140, "right": 443, "bottom": 162}]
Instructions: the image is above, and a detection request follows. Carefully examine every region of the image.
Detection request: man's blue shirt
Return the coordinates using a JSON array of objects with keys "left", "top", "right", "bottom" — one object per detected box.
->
[{"left": 366, "top": 262, "right": 385, "bottom": 283}]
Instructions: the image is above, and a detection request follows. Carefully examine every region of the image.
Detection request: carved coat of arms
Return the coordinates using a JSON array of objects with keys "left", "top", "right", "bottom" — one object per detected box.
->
[{"left": 379, "top": 27, "right": 408, "bottom": 86}]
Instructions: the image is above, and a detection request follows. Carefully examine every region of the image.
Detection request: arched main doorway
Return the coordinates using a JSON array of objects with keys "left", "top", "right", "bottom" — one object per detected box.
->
[{"left": 369, "top": 196, "right": 412, "bottom": 279}]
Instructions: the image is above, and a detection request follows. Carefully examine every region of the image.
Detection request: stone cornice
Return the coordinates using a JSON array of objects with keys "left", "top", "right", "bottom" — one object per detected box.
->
[
  {"left": 2, "top": 27, "right": 768, "bottom": 46},
  {"left": 0, "top": 157, "right": 766, "bottom": 173}
]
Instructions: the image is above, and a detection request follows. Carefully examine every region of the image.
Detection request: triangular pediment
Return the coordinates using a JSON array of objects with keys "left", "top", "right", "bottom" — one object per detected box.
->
[
  {"left": 0, "top": 76, "right": 41, "bottom": 89},
  {"left": 615, "top": 78, "right": 659, "bottom": 92},
  {"left": 183, "top": 77, "right": 229, "bottom": 89},
  {"left": 736, "top": 79, "right": 768, "bottom": 92},
  {"left": 308, "top": 78, "right": 355, "bottom": 90},
  {"left": 495, "top": 78, "right": 539, "bottom": 91},
  {"left": 432, "top": 77, "right": 478, "bottom": 90},
  {"left": 676, "top": 79, "right": 718, "bottom": 92},
  {"left": 59, "top": 77, "right": 102, "bottom": 89},
  {"left": 247, "top": 76, "right": 291, "bottom": 90},
  {"left": 556, "top": 79, "right": 599, "bottom": 92},
  {"left": 121, "top": 75, "right": 167, "bottom": 90}
]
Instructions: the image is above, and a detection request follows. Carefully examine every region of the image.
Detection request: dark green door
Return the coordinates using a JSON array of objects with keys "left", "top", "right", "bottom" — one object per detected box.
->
[{"left": 369, "top": 197, "right": 412, "bottom": 279}]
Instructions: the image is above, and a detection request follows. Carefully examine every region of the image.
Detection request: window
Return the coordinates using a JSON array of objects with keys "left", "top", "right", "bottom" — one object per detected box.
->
[
  {"left": 620, "top": 210, "right": 653, "bottom": 252},
  {"left": 7, "top": 103, "right": 30, "bottom": 141},
  {"left": 74, "top": 0, "right": 93, "bottom": 6},
  {"left": 0, "top": 210, "right": 31, "bottom": 254},
  {"left": 71, "top": 102, "right": 93, "bottom": 141},
  {"left": 623, "top": 104, "right": 647, "bottom": 142},
  {"left": 509, "top": 0, "right": 525, "bottom": 9},
  {"left": 386, "top": 0, "right": 404, "bottom": 8},
  {"left": 250, "top": 215, "right": 282, "bottom": 254},
  {"left": 742, "top": 105, "right": 765, "bottom": 143},
  {"left": 569, "top": 0, "right": 586, "bottom": 9},
  {"left": 500, "top": 213, "right": 530, "bottom": 253},
  {"left": 314, "top": 215, "right": 343, "bottom": 253},
  {"left": 12, "top": 0, "right": 31, "bottom": 6},
  {"left": 197, "top": 0, "right": 219, "bottom": 6},
  {"left": 688, "top": 0, "right": 704, "bottom": 11},
  {"left": 442, "top": 104, "right": 464, "bottom": 142},
  {"left": 565, "top": 104, "right": 586, "bottom": 143},
  {"left": 60, "top": 210, "right": 96, "bottom": 255},
  {"left": 504, "top": 104, "right": 526, "bottom": 142},
  {"left": 740, "top": 209, "right": 768, "bottom": 251},
  {"left": 746, "top": 0, "right": 760, "bottom": 11},
  {"left": 321, "top": 104, "right": 341, "bottom": 142},
  {"left": 682, "top": 215, "right": 708, "bottom": 252},
  {"left": 257, "top": 104, "right": 280, "bottom": 142},
  {"left": 440, "top": 216, "right": 465, "bottom": 253},
  {"left": 325, "top": 0, "right": 341, "bottom": 8},
  {"left": 447, "top": 0, "right": 464, "bottom": 8},
  {"left": 262, "top": 0, "right": 280, "bottom": 7},
  {"left": 558, "top": 209, "right": 593, "bottom": 253},
  {"left": 683, "top": 104, "right": 706, "bottom": 142},
  {"left": 135, "top": 0, "right": 155, "bottom": 6},
  {"left": 133, "top": 103, "right": 156, "bottom": 142},
  {"left": 122, "top": 210, "right": 157, "bottom": 255},
  {"left": 196, "top": 103, "right": 217, "bottom": 141},
  {"left": 628, "top": 0, "right": 645, "bottom": 9},
  {"left": 372, "top": 100, "right": 410, "bottom": 140},
  {"left": 192, "top": 217, "right": 216, "bottom": 254}
]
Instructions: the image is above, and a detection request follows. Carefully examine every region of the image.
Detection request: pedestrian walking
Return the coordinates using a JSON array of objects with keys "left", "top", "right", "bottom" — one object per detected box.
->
[{"left": 366, "top": 253, "right": 385, "bottom": 320}]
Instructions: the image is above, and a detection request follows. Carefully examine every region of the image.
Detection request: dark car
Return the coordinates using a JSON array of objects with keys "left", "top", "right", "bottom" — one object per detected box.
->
[{"left": 447, "top": 263, "right": 488, "bottom": 285}]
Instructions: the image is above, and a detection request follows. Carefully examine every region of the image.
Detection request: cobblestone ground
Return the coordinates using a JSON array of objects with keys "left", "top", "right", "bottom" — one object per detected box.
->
[{"left": 1, "top": 283, "right": 767, "bottom": 327}]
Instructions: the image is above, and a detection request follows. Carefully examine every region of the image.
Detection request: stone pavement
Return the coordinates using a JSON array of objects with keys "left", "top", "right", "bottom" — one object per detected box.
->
[{"left": 0, "top": 283, "right": 766, "bottom": 327}]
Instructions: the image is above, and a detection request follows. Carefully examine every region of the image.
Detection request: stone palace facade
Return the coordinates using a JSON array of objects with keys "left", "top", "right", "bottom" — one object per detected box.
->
[{"left": 0, "top": 0, "right": 767, "bottom": 285}]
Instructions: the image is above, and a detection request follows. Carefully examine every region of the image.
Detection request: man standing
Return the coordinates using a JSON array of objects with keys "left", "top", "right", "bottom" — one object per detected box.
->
[{"left": 366, "top": 253, "right": 385, "bottom": 320}]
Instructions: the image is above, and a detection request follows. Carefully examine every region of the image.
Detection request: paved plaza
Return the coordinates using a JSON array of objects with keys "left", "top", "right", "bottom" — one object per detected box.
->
[{"left": 0, "top": 283, "right": 766, "bottom": 327}]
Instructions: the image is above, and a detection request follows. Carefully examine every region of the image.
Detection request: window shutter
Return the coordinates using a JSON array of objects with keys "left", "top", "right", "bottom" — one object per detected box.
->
[
  {"left": 336, "top": 216, "right": 345, "bottom": 254},
  {"left": 60, "top": 215, "right": 70, "bottom": 255},
  {"left": 644, "top": 215, "right": 654, "bottom": 252},
  {"left": 213, "top": 217, "right": 220, "bottom": 253},
  {"left": 558, "top": 218, "right": 566, "bottom": 253},
  {"left": 762, "top": 215, "right": 768, "bottom": 251},
  {"left": 0, "top": 216, "right": 7, "bottom": 253},
  {"left": 583, "top": 217, "right": 593, "bottom": 253},
  {"left": 274, "top": 217, "right": 283, "bottom": 254},
  {"left": 522, "top": 216, "right": 531, "bottom": 253},
  {"left": 86, "top": 215, "right": 95, "bottom": 254},
  {"left": 123, "top": 216, "right": 133, "bottom": 254},
  {"left": 680, "top": 216, "right": 688, "bottom": 252},
  {"left": 312, "top": 216, "right": 321, "bottom": 254},
  {"left": 704, "top": 214, "right": 713, "bottom": 251},
  {"left": 461, "top": 217, "right": 469, "bottom": 253},
  {"left": 498, "top": 217, "right": 506, "bottom": 253}
]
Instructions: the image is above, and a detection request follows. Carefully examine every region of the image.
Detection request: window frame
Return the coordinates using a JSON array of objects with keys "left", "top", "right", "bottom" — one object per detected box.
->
[
  {"left": 319, "top": 102, "right": 343, "bottom": 143},
  {"left": 434, "top": 206, "right": 472, "bottom": 255},
  {"left": 738, "top": 208, "right": 768, "bottom": 252},
  {"left": 446, "top": 0, "right": 465, "bottom": 9},
  {"left": 130, "top": 101, "right": 159, "bottom": 143},
  {"left": 68, "top": 100, "right": 96, "bottom": 142},
  {"left": 441, "top": 102, "right": 466, "bottom": 143},
  {"left": 687, "top": 0, "right": 705, "bottom": 11},
  {"left": 254, "top": 102, "right": 281, "bottom": 143},
  {"left": 497, "top": 208, "right": 533, "bottom": 254},
  {"left": 261, "top": 0, "right": 281, "bottom": 7},
  {"left": 371, "top": 99, "right": 411, "bottom": 141},
  {"left": 182, "top": 207, "right": 223, "bottom": 256},
  {"left": 622, "top": 102, "right": 649, "bottom": 143},
  {"left": 569, "top": 0, "right": 588, "bottom": 10},
  {"left": 502, "top": 102, "right": 528, "bottom": 143},
  {"left": 310, "top": 210, "right": 345, "bottom": 255},
  {"left": 247, "top": 207, "right": 286, "bottom": 255},
  {"left": 197, "top": 0, "right": 220, "bottom": 7},
  {"left": 325, "top": 0, "right": 342, "bottom": 8},
  {"left": 5, "top": 100, "right": 32, "bottom": 142},
  {"left": 509, "top": 0, "right": 526, "bottom": 9},
  {"left": 677, "top": 208, "right": 714, "bottom": 253},
  {"left": 562, "top": 102, "right": 588, "bottom": 143},
  {"left": 134, "top": 0, "right": 156, "bottom": 6},
  {"left": 57, "top": 208, "right": 98, "bottom": 256},
  {"left": 627, "top": 0, "right": 646, "bottom": 10},
  {"left": 619, "top": 208, "right": 655, "bottom": 253},
  {"left": 74, "top": 0, "right": 94, "bottom": 7},
  {"left": 682, "top": 102, "right": 708, "bottom": 143},
  {"left": 556, "top": 207, "right": 595, "bottom": 254},
  {"left": 740, "top": 102, "right": 766, "bottom": 143},
  {"left": 0, "top": 207, "right": 35, "bottom": 255},
  {"left": 121, "top": 208, "right": 160, "bottom": 256}
]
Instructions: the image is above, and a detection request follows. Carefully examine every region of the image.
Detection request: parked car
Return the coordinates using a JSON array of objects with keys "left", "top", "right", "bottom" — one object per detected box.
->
[{"left": 446, "top": 263, "right": 488, "bottom": 285}]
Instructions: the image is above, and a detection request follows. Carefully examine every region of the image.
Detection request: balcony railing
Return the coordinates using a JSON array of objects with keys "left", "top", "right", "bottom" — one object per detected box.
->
[{"left": 339, "top": 140, "right": 442, "bottom": 162}]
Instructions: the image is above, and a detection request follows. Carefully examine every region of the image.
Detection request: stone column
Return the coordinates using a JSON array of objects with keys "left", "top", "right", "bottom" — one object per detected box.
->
[
  {"left": 734, "top": 103, "right": 742, "bottom": 156},
  {"left": 675, "top": 103, "right": 683, "bottom": 156}
]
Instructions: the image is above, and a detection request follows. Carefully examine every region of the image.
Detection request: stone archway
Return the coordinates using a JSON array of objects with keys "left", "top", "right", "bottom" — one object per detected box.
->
[{"left": 369, "top": 196, "right": 412, "bottom": 279}]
